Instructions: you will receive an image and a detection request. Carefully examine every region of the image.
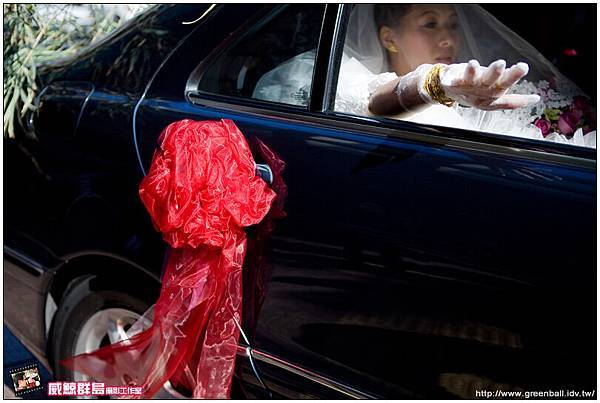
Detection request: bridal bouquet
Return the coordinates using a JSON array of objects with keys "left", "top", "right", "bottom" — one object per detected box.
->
[{"left": 533, "top": 95, "right": 596, "bottom": 138}]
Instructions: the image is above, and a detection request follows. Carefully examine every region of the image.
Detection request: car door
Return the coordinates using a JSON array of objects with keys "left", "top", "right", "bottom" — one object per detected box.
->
[
  {"left": 133, "top": 4, "right": 342, "bottom": 398},
  {"left": 135, "top": 3, "right": 596, "bottom": 399}
]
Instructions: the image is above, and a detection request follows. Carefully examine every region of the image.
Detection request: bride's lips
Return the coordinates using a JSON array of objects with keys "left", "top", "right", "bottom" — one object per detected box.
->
[{"left": 435, "top": 57, "right": 453, "bottom": 64}]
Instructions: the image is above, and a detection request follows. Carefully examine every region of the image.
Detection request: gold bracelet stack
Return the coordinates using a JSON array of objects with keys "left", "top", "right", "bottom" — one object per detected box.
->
[{"left": 423, "top": 64, "right": 455, "bottom": 107}]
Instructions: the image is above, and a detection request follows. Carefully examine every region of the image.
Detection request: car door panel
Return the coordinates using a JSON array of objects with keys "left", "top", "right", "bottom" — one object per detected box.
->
[{"left": 137, "top": 91, "right": 595, "bottom": 397}]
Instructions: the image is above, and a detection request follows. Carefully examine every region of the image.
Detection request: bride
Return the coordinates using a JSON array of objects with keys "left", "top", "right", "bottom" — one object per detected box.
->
[
  {"left": 255, "top": 4, "right": 596, "bottom": 148},
  {"left": 337, "top": 4, "right": 596, "bottom": 148}
]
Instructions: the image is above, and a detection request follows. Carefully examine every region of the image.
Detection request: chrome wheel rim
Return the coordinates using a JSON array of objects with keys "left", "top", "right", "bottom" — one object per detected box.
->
[
  {"left": 74, "top": 308, "right": 140, "bottom": 362},
  {"left": 72, "top": 307, "right": 186, "bottom": 399}
]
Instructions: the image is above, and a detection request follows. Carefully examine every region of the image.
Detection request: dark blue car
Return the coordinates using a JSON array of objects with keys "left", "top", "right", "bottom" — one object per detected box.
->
[{"left": 4, "top": 4, "right": 596, "bottom": 399}]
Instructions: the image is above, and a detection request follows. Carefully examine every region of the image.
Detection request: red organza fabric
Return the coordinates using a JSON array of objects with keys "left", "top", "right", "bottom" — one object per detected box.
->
[{"left": 60, "top": 119, "right": 276, "bottom": 398}]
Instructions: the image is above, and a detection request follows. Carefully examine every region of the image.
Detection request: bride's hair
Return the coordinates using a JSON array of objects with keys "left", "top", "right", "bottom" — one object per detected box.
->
[{"left": 373, "top": 4, "right": 411, "bottom": 31}]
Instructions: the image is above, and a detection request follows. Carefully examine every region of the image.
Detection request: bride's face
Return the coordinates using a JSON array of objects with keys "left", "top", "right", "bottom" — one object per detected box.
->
[{"left": 379, "top": 4, "right": 460, "bottom": 76}]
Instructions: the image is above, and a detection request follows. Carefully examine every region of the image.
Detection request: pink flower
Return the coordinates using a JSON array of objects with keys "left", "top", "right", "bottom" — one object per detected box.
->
[
  {"left": 557, "top": 111, "right": 580, "bottom": 135},
  {"left": 534, "top": 118, "right": 552, "bottom": 137}
]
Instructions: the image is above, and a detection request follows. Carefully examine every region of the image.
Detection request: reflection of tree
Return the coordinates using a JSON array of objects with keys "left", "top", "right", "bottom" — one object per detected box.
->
[
  {"left": 3, "top": 4, "right": 149, "bottom": 139},
  {"left": 103, "top": 19, "right": 174, "bottom": 95},
  {"left": 4, "top": 4, "right": 53, "bottom": 139}
]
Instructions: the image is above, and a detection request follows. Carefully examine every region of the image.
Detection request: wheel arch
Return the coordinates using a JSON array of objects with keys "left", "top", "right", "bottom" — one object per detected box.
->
[{"left": 44, "top": 251, "right": 162, "bottom": 365}]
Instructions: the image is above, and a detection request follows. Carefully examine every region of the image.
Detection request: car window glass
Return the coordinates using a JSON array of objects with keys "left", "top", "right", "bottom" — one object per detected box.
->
[
  {"left": 333, "top": 4, "right": 596, "bottom": 150},
  {"left": 197, "top": 5, "right": 326, "bottom": 108}
]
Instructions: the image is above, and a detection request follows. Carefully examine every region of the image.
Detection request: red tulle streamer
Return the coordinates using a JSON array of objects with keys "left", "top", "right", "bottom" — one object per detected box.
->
[{"left": 60, "top": 119, "right": 276, "bottom": 398}]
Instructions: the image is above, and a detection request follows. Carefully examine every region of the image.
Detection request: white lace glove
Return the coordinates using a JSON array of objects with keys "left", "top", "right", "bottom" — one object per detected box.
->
[{"left": 416, "top": 60, "right": 541, "bottom": 110}]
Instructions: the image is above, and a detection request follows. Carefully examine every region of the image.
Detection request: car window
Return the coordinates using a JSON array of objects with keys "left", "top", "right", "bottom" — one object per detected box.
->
[
  {"left": 333, "top": 4, "right": 596, "bottom": 150},
  {"left": 197, "top": 5, "right": 326, "bottom": 108}
]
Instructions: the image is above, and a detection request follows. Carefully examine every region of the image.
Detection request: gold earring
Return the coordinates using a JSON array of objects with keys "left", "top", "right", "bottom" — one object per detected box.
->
[{"left": 388, "top": 44, "right": 399, "bottom": 53}]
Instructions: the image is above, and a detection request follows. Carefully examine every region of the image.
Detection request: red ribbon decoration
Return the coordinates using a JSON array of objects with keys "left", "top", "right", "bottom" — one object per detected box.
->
[{"left": 60, "top": 119, "right": 276, "bottom": 398}]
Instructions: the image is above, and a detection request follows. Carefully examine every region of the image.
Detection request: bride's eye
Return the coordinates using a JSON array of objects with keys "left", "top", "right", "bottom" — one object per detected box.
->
[
  {"left": 451, "top": 22, "right": 460, "bottom": 30},
  {"left": 423, "top": 21, "right": 437, "bottom": 28}
]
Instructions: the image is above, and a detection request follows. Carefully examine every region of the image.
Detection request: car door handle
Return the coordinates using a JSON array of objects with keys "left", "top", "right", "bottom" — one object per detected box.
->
[{"left": 255, "top": 163, "right": 273, "bottom": 185}]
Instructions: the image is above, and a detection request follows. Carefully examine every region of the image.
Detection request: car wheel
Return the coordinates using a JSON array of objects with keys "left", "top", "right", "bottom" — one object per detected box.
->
[{"left": 49, "top": 275, "right": 186, "bottom": 399}]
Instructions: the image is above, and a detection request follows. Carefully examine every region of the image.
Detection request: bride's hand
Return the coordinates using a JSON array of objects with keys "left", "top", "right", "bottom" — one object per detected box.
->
[{"left": 422, "top": 60, "right": 541, "bottom": 110}]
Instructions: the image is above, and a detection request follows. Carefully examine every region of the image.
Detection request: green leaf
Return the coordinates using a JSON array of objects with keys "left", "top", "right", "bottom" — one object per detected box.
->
[
  {"left": 544, "top": 108, "right": 561, "bottom": 122},
  {"left": 19, "top": 88, "right": 28, "bottom": 103},
  {"left": 4, "top": 89, "right": 19, "bottom": 138},
  {"left": 21, "top": 95, "right": 36, "bottom": 115}
]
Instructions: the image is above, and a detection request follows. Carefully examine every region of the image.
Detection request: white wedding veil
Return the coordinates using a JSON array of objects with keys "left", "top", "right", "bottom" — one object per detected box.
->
[{"left": 344, "top": 4, "right": 584, "bottom": 91}]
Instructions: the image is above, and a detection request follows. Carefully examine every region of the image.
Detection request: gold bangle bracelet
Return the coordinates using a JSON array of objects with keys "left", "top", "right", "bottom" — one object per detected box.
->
[{"left": 423, "top": 64, "right": 455, "bottom": 107}]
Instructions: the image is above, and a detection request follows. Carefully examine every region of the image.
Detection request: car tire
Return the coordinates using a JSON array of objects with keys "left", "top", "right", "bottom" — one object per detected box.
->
[{"left": 49, "top": 274, "right": 154, "bottom": 385}]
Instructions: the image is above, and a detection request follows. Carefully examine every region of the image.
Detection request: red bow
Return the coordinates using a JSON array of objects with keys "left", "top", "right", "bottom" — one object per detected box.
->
[{"left": 60, "top": 119, "right": 276, "bottom": 398}]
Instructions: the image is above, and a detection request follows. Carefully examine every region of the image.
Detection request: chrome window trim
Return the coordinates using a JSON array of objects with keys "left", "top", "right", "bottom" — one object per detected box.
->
[
  {"left": 185, "top": 95, "right": 595, "bottom": 170},
  {"left": 235, "top": 345, "right": 376, "bottom": 399}
]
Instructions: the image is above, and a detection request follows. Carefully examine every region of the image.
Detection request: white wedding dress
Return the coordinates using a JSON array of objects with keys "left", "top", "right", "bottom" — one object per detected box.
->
[
  {"left": 334, "top": 55, "right": 596, "bottom": 148},
  {"left": 253, "top": 50, "right": 595, "bottom": 149}
]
